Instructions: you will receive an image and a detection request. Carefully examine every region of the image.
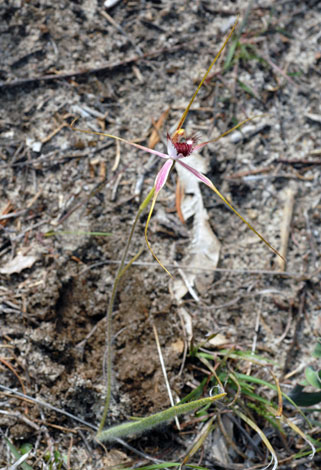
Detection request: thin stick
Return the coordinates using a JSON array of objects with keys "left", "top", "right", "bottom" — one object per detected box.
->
[
  {"left": 277, "top": 187, "right": 295, "bottom": 271},
  {"left": 0, "top": 44, "right": 188, "bottom": 90},
  {"left": 111, "top": 139, "right": 121, "bottom": 172},
  {"left": 0, "top": 386, "right": 164, "bottom": 463},
  {"left": 152, "top": 323, "right": 180, "bottom": 430},
  {"left": 100, "top": 10, "right": 143, "bottom": 56},
  {"left": 247, "top": 295, "right": 263, "bottom": 376},
  {"left": 80, "top": 259, "right": 321, "bottom": 281},
  {"left": 0, "top": 384, "right": 97, "bottom": 430}
]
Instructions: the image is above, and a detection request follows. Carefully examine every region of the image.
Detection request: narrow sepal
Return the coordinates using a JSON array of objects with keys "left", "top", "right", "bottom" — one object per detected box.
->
[
  {"left": 72, "top": 127, "right": 170, "bottom": 159},
  {"left": 173, "top": 17, "right": 239, "bottom": 136},
  {"left": 177, "top": 160, "right": 284, "bottom": 260},
  {"left": 193, "top": 115, "right": 266, "bottom": 152}
]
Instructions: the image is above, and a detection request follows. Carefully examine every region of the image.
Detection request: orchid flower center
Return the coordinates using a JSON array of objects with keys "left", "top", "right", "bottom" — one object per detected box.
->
[
  {"left": 174, "top": 139, "right": 194, "bottom": 157},
  {"left": 167, "top": 131, "right": 197, "bottom": 161}
]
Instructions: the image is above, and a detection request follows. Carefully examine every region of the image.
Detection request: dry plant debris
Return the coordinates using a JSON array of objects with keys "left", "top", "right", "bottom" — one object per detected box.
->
[{"left": 0, "top": 0, "right": 320, "bottom": 468}]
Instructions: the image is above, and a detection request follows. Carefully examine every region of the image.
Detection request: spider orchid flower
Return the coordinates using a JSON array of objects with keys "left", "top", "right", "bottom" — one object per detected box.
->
[
  {"left": 143, "top": 126, "right": 283, "bottom": 276},
  {"left": 72, "top": 122, "right": 282, "bottom": 276},
  {"left": 73, "top": 17, "right": 283, "bottom": 276}
]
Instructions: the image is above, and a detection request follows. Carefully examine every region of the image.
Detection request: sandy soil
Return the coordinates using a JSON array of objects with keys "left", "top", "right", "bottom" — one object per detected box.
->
[{"left": 1, "top": 0, "right": 320, "bottom": 468}]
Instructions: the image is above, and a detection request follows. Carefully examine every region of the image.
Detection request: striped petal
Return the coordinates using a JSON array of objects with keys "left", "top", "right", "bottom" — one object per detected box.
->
[
  {"left": 177, "top": 160, "right": 284, "bottom": 260},
  {"left": 155, "top": 159, "right": 174, "bottom": 195},
  {"left": 177, "top": 160, "right": 214, "bottom": 188}
]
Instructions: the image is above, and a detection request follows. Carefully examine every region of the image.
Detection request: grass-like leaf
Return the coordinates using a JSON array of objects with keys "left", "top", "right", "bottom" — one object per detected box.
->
[
  {"left": 235, "top": 410, "right": 278, "bottom": 470},
  {"left": 268, "top": 406, "right": 316, "bottom": 460},
  {"left": 237, "top": 79, "right": 260, "bottom": 100},
  {"left": 45, "top": 230, "right": 112, "bottom": 237},
  {"left": 181, "top": 416, "right": 215, "bottom": 466},
  {"left": 97, "top": 393, "right": 226, "bottom": 442},
  {"left": 4, "top": 438, "right": 33, "bottom": 470},
  {"left": 115, "top": 464, "right": 210, "bottom": 470}
]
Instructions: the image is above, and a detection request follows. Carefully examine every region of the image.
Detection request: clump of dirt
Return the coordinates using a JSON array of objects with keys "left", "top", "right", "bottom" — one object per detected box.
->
[{"left": 114, "top": 273, "right": 182, "bottom": 415}]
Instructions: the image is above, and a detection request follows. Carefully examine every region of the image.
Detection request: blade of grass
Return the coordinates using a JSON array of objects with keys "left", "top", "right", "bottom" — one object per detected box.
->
[
  {"left": 4, "top": 438, "right": 33, "bottom": 470},
  {"left": 115, "top": 464, "right": 210, "bottom": 470},
  {"left": 181, "top": 416, "right": 216, "bottom": 466},
  {"left": 223, "top": 38, "right": 239, "bottom": 71},
  {"left": 44, "top": 230, "right": 112, "bottom": 237},
  {"left": 235, "top": 410, "right": 278, "bottom": 470},
  {"left": 237, "top": 79, "right": 260, "bottom": 100},
  {"left": 268, "top": 406, "right": 316, "bottom": 460}
]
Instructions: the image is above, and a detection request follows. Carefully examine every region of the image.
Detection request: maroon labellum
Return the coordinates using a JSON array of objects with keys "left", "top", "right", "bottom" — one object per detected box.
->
[{"left": 173, "top": 134, "right": 198, "bottom": 157}]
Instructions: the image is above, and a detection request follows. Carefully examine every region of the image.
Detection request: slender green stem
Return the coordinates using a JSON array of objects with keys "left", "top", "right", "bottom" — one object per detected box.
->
[
  {"left": 98, "top": 187, "right": 155, "bottom": 433},
  {"left": 118, "top": 246, "right": 144, "bottom": 279}
]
